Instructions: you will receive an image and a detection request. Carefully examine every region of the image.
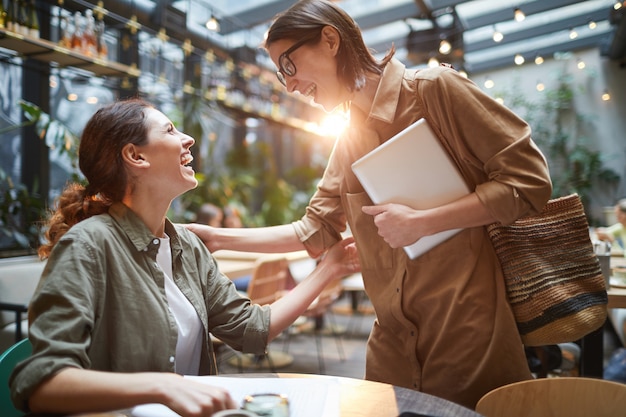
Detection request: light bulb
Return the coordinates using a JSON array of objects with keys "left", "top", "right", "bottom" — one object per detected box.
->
[
  {"left": 514, "top": 8, "right": 525, "bottom": 22},
  {"left": 439, "top": 39, "right": 452, "bottom": 55},
  {"left": 514, "top": 54, "right": 525, "bottom": 65}
]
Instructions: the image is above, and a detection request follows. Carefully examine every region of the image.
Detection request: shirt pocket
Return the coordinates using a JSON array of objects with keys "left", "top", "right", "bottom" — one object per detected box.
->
[{"left": 345, "top": 191, "right": 394, "bottom": 271}]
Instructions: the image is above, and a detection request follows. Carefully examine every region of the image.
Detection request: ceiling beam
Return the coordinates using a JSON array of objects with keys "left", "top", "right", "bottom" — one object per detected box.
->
[
  {"left": 355, "top": 3, "right": 422, "bottom": 30},
  {"left": 464, "top": 8, "right": 610, "bottom": 53},
  {"left": 465, "top": 32, "right": 609, "bottom": 73},
  {"left": 216, "top": 0, "right": 296, "bottom": 35},
  {"left": 365, "top": 2, "right": 611, "bottom": 57},
  {"left": 460, "top": 0, "right": 589, "bottom": 30}
]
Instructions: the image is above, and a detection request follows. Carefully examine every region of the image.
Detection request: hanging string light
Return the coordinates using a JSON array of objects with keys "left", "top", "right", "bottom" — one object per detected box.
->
[
  {"left": 535, "top": 54, "right": 544, "bottom": 65},
  {"left": 438, "top": 38, "right": 452, "bottom": 55},
  {"left": 206, "top": 13, "right": 220, "bottom": 32},
  {"left": 514, "top": 7, "right": 525, "bottom": 22},
  {"left": 492, "top": 26, "right": 504, "bottom": 42},
  {"left": 514, "top": 54, "right": 525, "bottom": 65}
]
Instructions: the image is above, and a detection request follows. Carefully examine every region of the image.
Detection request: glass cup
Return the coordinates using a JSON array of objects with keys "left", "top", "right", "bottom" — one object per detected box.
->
[{"left": 241, "top": 393, "right": 289, "bottom": 417}]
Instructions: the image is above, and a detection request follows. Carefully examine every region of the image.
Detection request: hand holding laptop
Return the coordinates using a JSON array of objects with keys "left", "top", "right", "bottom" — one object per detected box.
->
[{"left": 351, "top": 118, "right": 470, "bottom": 259}]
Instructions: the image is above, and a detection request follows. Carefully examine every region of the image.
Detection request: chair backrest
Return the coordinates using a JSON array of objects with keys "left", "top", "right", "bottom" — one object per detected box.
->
[
  {"left": 246, "top": 256, "right": 290, "bottom": 306},
  {"left": 0, "top": 338, "right": 32, "bottom": 417},
  {"left": 475, "top": 376, "right": 626, "bottom": 417}
]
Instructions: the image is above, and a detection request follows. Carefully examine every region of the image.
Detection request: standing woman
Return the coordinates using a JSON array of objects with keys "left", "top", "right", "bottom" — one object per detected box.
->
[
  {"left": 188, "top": 0, "right": 552, "bottom": 409},
  {"left": 9, "top": 98, "right": 359, "bottom": 416}
]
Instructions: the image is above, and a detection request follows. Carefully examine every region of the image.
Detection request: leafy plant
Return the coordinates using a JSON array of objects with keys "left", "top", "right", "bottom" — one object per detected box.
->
[
  {"left": 494, "top": 70, "right": 619, "bottom": 224},
  {"left": 0, "top": 169, "right": 45, "bottom": 252},
  {"left": 0, "top": 101, "right": 80, "bottom": 253}
]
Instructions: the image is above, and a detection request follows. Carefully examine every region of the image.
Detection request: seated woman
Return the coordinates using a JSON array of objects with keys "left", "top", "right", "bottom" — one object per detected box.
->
[
  {"left": 9, "top": 99, "right": 360, "bottom": 416},
  {"left": 596, "top": 198, "right": 626, "bottom": 256}
]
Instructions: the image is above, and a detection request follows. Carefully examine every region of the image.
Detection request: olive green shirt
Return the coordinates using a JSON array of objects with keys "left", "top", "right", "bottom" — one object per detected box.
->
[{"left": 10, "top": 203, "right": 270, "bottom": 411}]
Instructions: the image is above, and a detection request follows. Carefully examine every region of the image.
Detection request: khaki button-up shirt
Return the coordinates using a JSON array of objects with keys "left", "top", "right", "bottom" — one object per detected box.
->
[
  {"left": 292, "top": 59, "right": 552, "bottom": 408},
  {"left": 10, "top": 203, "right": 270, "bottom": 411}
]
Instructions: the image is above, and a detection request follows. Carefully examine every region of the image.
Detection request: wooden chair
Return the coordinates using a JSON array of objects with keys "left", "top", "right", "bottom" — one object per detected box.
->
[
  {"left": 0, "top": 338, "right": 32, "bottom": 417},
  {"left": 227, "top": 255, "right": 293, "bottom": 372},
  {"left": 246, "top": 255, "right": 290, "bottom": 306},
  {"left": 475, "top": 377, "right": 626, "bottom": 417}
]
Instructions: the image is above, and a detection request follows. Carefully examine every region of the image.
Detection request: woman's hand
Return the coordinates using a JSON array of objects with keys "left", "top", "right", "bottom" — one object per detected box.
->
[
  {"left": 319, "top": 237, "right": 361, "bottom": 277},
  {"left": 185, "top": 223, "right": 220, "bottom": 252},
  {"left": 362, "top": 203, "right": 425, "bottom": 248},
  {"left": 157, "top": 373, "right": 238, "bottom": 417}
]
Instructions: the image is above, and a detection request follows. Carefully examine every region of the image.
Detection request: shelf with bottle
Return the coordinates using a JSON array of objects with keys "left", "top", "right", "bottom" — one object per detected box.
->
[{"left": 0, "top": 25, "right": 139, "bottom": 77}]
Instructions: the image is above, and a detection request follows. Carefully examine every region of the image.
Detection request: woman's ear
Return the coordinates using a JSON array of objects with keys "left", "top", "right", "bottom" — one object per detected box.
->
[
  {"left": 121, "top": 143, "right": 149, "bottom": 169},
  {"left": 321, "top": 25, "right": 340, "bottom": 55}
]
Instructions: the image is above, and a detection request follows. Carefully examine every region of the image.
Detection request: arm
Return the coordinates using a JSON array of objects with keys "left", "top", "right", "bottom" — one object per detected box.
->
[
  {"left": 267, "top": 237, "right": 359, "bottom": 340},
  {"left": 29, "top": 368, "right": 237, "bottom": 416},
  {"left": 185, "top": 223, "right": 304, "bottom": 253},
  {"left": 362, "top": 193, "right": 494, "bottom": 249}
]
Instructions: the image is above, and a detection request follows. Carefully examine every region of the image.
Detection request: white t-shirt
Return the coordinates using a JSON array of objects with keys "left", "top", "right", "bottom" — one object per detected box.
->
[{"left": 157, "top": 234, "right": 203, "bottom": 375}]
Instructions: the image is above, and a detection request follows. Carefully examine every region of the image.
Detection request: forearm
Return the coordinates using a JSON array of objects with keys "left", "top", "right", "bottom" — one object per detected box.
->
[
  {"left": 218, "top": 224, "right": 304, "bottom": 252},
  {"left": 29, "top": 368, "right": 171, "bottom": 413},
  {"left": 266, "top": 238, "right": 359, "bottom": 341},
  {"left": 187, "top": 223, "right": 304, "bottom": 253},
  {"left": 29, "top": 367, "right": 236, "bottom": 416},
  {"left": 422, "top": 193, "right": 496, "bottom": 235},
  {"left": 267, "top": 262, "right": 335, "bottom": 340}
]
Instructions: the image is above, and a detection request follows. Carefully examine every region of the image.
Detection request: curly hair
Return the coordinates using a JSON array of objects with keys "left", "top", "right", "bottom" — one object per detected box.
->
[
  {"left": 38, "top": 98, "right": 152, "bottom": 259},
  {"left": 264, "top": 0, "right": 394, "bottom": 92}
]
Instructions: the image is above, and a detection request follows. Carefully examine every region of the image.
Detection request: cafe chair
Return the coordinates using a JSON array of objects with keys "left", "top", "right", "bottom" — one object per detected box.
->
[
  {"left": 0, "top": 338, "right": 32, "bottom": 417},
  {"left": 475, "top": 376, "right": 626, "bottom": 417},
  {"left": 227, "top": 255, "right": 293, "bottom": 372}
]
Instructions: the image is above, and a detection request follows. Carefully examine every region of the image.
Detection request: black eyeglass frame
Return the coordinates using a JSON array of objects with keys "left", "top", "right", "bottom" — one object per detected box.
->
[{"left": 275, "top": 33, "right": 321, "bottom": 86}]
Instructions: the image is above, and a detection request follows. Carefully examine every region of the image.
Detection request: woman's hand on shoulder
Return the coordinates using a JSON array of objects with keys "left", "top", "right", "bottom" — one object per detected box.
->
[{"left": 185, "top": 223, "right": 220, "bottom": 252}]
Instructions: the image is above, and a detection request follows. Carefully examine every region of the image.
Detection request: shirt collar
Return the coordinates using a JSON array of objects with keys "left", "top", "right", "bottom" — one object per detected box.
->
[
  {"left": 108, "top": 202, "right": 181, "bottom": 256},
  {"left": 366, "top": 58, "right": 406, "bottom": 124}
]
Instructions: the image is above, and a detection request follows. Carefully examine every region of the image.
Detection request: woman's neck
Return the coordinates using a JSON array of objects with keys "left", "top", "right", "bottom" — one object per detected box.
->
[{"left": 121, "top": 194, "right": 169, "bottom": 237}]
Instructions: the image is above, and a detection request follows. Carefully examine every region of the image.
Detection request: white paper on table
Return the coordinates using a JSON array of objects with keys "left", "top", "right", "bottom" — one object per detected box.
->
[{"left": 131, "top": 376, "right": 340, "bottom": 417}]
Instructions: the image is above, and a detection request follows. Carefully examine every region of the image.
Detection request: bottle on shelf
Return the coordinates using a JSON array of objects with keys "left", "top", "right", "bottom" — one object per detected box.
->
[
  {"left": 17, "top": 0, "right": 29, "bottom": 36},
  {"left": 58, "top": 14, "right": 72, "bottom": 48},
  {"left": 27, "top": 0, "right": 38, "bottom": 38},
  {"left": 95, "top": 18, "right": 108, "bottom": 59},
  {"left": 83, "top": 8, "right": 97, "bottom": 57},
  {"left": 7, "top": 0, "right": 20, "bottom": 33},
  {"left": 0, "top": 0, "right": 7, "bottom": 30},
  {"left": 70, "top": 10, "right": 84, "bottom": 53}
]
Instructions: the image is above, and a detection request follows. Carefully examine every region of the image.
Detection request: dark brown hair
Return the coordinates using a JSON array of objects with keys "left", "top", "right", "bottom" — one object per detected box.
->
[
  {"left": 264, "top": 0, "right": 394, "bottom": 92},
  {"left": 38, "top": 98, "right": 153, "bottom": 259}
]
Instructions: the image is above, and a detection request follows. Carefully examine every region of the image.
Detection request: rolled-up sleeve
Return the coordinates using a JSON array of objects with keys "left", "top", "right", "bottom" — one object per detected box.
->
[
  {"left": 419, "top": 68, "right": 552, "bottom": 224},
  {"left": 291, "top": 142, "right": 347, "bottom": 258}
]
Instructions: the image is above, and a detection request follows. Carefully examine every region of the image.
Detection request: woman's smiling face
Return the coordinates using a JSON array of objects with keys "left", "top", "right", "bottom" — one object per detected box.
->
[
  {"left": 267, "top": 27, "right": 351, "bottom": 112},
  {"left": 140, "top": 107, "right": 198, "bottom": 196}
]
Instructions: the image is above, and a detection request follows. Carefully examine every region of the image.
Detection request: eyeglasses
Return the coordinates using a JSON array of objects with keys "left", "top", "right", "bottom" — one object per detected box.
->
[{"left": 275, "top": 35, "right": 318, "bottom": 87}]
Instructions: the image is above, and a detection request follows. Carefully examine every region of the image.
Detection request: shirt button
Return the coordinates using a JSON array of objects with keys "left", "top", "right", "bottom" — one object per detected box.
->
[
  {"left": 169, "top": 356, "right": 175, "bottom": 363},
  {"left": 396, "top": 288, "right": 400, "bottom": 293},
  {"left": 152, "top": 238, "right": 160, "bottom": 245},
  {"left": 154, "top": 262, "right": 159, "bottom": 268},
  {"left": 410, "top": 330, "right": 415, "bottom": 336}
]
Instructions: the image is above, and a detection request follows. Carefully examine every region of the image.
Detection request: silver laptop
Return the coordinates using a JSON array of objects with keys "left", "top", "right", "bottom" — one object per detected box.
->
[{"left": 351, "top": 118, "right": 470, "bottom": 259}]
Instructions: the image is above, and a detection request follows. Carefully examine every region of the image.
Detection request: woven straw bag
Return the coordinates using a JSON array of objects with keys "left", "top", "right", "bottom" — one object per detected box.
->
[{"left": 487, "top": 194, "right": 608, "bottom": 346}]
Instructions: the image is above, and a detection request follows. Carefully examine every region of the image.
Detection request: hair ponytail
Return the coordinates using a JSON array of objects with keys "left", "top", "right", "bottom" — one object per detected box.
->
[{"left": 38, "top": 183, "right": 111, "bottom": 259}]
